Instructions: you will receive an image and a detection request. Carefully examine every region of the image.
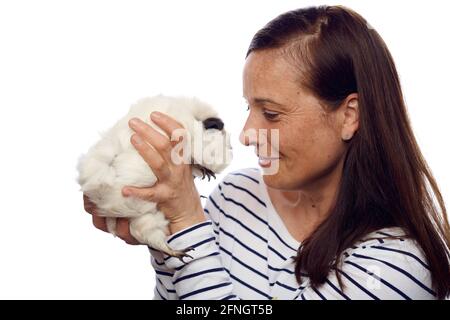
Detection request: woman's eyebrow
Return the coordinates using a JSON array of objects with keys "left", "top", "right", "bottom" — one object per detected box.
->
[
  {"left": 250, "top": 97, "right": 285, "bottom": 108},
  {"left": 254, "top": 97, "right": 280, "bottom": 104}
]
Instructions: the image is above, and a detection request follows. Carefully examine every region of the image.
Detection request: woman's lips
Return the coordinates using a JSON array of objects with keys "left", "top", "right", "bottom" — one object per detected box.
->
[{"left": 258, "top": 156, "right": 280, "bottom": 167}]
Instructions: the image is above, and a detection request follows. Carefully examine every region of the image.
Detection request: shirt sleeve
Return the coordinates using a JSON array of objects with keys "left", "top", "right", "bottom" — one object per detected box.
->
[
  {"left": 159, "top": 220, "right": 239, "bottom": 299},
  {"left": 149, "top": 179, "right": 240, "bottom": 300},
  {"left": 148, "top": 245, "right": 175, "bottom": 300},
  {"left": 294, "top": 238, "right": 436, "bottom": 300}
]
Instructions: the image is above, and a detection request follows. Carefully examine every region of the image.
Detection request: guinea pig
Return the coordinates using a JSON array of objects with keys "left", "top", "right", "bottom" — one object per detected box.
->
[{"left": 77, "top": 95, "right": 232, "bottom": 260}]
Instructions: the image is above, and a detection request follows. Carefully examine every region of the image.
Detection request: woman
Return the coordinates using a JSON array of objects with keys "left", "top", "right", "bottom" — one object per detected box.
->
[{"left": 83, "top": 5, "right": 450, "bottom": 299}]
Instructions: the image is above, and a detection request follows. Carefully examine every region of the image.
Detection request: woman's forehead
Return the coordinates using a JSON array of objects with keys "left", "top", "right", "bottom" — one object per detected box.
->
[
  {"left": 243, "top": 51, "right": 308, "bottom": 106},
  {"left": 244, "top": 50, "right": 293, "bottom": 77}
]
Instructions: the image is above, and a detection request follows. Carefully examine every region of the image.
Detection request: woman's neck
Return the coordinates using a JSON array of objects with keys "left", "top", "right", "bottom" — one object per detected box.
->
[{"left": 266, "top": 158, "right": 344, "bottom": 241}]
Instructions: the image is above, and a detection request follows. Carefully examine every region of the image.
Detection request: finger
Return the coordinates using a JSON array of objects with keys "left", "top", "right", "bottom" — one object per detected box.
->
[
  {"left": 92, "top": 215, "right": 108, "bottom": 233},
  {"left": 83, "top": 194, "right": 97, "bottom": 214},
  {"left": 129, "top": 117, "right": 175, "bottom": 152},
  {"left": 122, "top": 184, "right": 166, "bottom": 203},
  {"left": 115, "top": 218, "right": 140, "bottom": 245},
  {"left": 150, "top": 112, "right": 185, "bottom": 139},
  {"left": 130, "top": 116, "right": 184, "bottom": 162},
  {"left": 123, "top": 237, "right": 141, "bottom": 245},
  {"left": 130, "top": 133, "right": 170, "bottom": 180},
  {"left": 83, "top": 194, "right": 90, "bottom": 210},
  {"left": 150, "top": 112, "right": 188, "bottom": 164}
]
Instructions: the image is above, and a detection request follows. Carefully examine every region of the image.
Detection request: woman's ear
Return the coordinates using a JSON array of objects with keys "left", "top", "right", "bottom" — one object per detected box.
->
[{"left": 341, "top": 93, "right": 359, "bottom": 141}]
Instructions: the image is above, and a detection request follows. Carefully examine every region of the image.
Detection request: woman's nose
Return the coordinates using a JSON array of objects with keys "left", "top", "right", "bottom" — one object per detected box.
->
[
  {"left": 239, "top": 127, "right": 259, "bottom": 147},
  {"left": 239, "top": 129, "right": 251, "bottom": 146}
]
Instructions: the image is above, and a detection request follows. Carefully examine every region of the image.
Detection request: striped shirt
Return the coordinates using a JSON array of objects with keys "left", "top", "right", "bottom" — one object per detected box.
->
[{"left": 149, "top": 168, "right": 436, "bottom": 300}]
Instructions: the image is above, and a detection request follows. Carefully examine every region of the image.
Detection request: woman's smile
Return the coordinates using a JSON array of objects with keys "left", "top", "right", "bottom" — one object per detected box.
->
[{"left": 258, "top": 156, "right": 280, "bottom": 168}]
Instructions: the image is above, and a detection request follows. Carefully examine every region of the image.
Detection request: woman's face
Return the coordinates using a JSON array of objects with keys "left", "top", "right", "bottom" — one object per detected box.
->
[{"left": 241, "top": 49, "right": 348, "bottom": 190}]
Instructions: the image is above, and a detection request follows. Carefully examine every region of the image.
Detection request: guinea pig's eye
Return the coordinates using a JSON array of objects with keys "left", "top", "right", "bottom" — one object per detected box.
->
[{"left": 203, "top": 117, "right": 224, "bottom": 130}]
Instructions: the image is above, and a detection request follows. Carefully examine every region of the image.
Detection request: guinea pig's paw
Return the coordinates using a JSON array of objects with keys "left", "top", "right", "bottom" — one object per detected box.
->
[
  {"left": 193, "top": 164, "right": 216, "bottom": 181},
  {"left": 166, "top": 246, "right": 196, "bottom": 264}
]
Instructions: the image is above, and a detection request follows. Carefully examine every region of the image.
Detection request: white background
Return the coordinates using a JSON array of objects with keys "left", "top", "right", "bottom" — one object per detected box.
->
[{"left": 0, "top": 0, "right": 448, "bottom": 299}]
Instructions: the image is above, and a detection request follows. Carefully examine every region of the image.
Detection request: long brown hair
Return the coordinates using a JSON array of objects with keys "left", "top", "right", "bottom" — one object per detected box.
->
[{"left": 247, "top": 5, "right": 450, "bottom": 298}]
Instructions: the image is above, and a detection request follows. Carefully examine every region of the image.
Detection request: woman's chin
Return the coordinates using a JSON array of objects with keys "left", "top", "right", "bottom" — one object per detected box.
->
[
  {"left": 258, "top": 158, "right": 297, "bottom": 189},
  {"left": 261, "top": 167, "right": 307, "bottom": 191},
  {"left": 261, "top": 170, "right": 285, "bottom": 189}
]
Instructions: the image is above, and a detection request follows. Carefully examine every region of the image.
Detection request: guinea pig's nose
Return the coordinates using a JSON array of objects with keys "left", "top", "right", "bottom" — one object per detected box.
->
[{"left": 203, "top": 117, "right": 224, "bottom": 130}]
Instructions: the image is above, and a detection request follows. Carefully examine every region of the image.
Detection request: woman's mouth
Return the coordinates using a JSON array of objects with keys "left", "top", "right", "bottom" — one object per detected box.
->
[{"left": 258, "top": 156, "right": 280, "bottom": 167}]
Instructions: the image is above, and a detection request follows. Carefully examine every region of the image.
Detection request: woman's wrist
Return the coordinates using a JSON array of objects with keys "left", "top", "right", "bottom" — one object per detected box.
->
[{"left": 168, "top": 205, "right": 206, "bottom": 235}]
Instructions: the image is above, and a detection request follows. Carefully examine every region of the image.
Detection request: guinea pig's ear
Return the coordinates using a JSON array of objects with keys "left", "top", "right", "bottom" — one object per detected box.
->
[{"left": 202, "top": 117, "right": 224, "bottom": 131}]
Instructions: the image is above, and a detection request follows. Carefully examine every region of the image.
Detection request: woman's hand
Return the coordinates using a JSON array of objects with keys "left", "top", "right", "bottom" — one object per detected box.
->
[
  {"left": 123, "top": 111, "right": 206, "bottom": 235},
  {"left": 83, "top": 194, "right": 140, "bottom": 245}
]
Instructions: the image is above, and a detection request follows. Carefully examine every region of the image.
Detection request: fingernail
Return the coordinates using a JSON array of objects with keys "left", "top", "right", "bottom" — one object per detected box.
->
[
  {"left": 129, "top": 118, "right": 141, "bottom": 128},
  {"left": 151, "top": 112, "right": 161, "bottom": 120},
  {"left": 131, "top": 134, "right": 143, "bottom": 145},
  {"left": 122, "top": 188, "right": 131, "bottom": 196}
]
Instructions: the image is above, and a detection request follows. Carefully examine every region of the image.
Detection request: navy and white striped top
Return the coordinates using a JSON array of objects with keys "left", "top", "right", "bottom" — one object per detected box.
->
[{"left": 149, "top": 168, "right": 436, "bottom": 300}]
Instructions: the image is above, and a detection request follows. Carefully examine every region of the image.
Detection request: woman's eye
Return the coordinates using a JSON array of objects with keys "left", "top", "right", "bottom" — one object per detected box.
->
[
  {"left": 263, "top": 110, "right": 279, "bottom": 120},
  {"left": 246, "top": 105, "right": 250, "bottom": 111}
]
